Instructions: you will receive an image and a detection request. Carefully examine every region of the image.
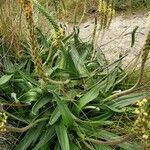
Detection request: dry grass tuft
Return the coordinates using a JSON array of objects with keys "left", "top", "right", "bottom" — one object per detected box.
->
[{"left": 0, "top": 0, "right": 23, "bottom": 59}]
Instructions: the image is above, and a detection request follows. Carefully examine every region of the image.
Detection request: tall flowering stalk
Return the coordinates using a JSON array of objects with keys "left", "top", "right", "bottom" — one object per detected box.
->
[
  {"left": 134, "top": 98, "right": 150, "bottom": 148},
  {"left": 0, "top": 112, "right": 8, "bottom": 132},
  {"left": 19, "top": 0, "right": 47, "bottom": 81},
  {"left": 98, "top": 0, "right": 115, "bottom": 30},
  {"left": 18, "top": 0, "right": 68, "bottom": 84}
]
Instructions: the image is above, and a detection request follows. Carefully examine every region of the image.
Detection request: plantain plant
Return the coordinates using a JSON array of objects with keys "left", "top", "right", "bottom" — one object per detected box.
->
[{"left": 0, "top": 0, "right": 150, "bottom": 150}]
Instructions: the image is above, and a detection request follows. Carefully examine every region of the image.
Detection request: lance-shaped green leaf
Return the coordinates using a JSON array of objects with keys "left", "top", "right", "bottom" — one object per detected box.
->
[
  {"left": 33, "top": 126, "right": 55, "bottom": 150},
  {"left": 0, "top": 74, "right": 13, "bottom": 86},
  {"left": 55, "top": 121, "right": 70, "bottom": 150},
  {"left": 106, "top": 92, "right": 147, "bottom": 108},
  {"left": 53, "top": 92, "right": 74, "bottom": 126},
  {"left": 94, "top": 144, "right": 113, "bottom": 150},
  {"left": 49, "top": 106, "right": 61, "bottom": 125},
  {"left": 70, "top": 142, "right": 80, "bottom": 150},
  {"left": 78, "top": 83, "right": 101, "bottom": 110},
  {"left": 16, "top": 122, "right": 45, "bottom": 150},
  {"left": 32, "top": 94, "right": 52, "bottom": 115},
  {"left": 70, "top": 44, "right": 89, "bottom": 77},
  {"left": 18, "top": 88, "right": 42, "bottom": 103}
]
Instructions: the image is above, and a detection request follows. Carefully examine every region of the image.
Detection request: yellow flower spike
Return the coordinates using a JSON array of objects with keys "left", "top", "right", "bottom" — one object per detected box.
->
[
  {"left": 136, "top": 100, "right": 144, "bottom": 107},
  {"left": 3, "top": 113, "right": 7, "bottom": 118},
  {"left": 141, "top": 127, "right": 146, "bottom": 133},
  {"left": 2, "top": 119, "right": 7, "bottom": 123},
  {"left": 0, "top": 128, "right": 4, "bottom": 132},
  {"left": 142, "top": 98, "right": 147, "bottom": 103},
  {"left": 108, "top": 7, "right": 114, "bottom": 17},
  {"left": 143, "top": 112, "right": 148, "bottom": 116},
  {"left": 56, "top": 28, "right": 65, "bottom": 39},
  {"left": 98, "top": 0, "right": 115, "bottom": 30},
  {"left": 134, "top": 119, "right": 139, "bottom": 125},
  {"left": 3, "top": 128, "right": 6, "bottom": 132},
  {"left": 142, "top": 134, "right": 149, "bottom": 140},
  {"left": 134, "top": 108, "right": 140, "bottom": 114},
  {"left": 134, "top": 98, "right": 149, "bottom": 144},
  {"left": 136, "top": 100, "right": 141, "bottom": 103},
  {"left": 3, "top": 113, "right": 7, "bottom": 116},
  {"left": 4, "top": 116, "right": 8, "bottom": 120},
  {"left": 1, "top": 122, "right": 4, "bottom": 127},
  {"left": 0, "top": 122, "right": 4, "bottom": 129},
  {"left": 0, "top": 112, "right": 8, "bottom": 131}
]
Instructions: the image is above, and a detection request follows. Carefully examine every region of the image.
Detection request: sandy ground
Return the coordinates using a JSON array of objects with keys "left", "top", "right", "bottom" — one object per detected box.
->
[{"left": 67, "top": 13, "right": 149, "bottom": 66}]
